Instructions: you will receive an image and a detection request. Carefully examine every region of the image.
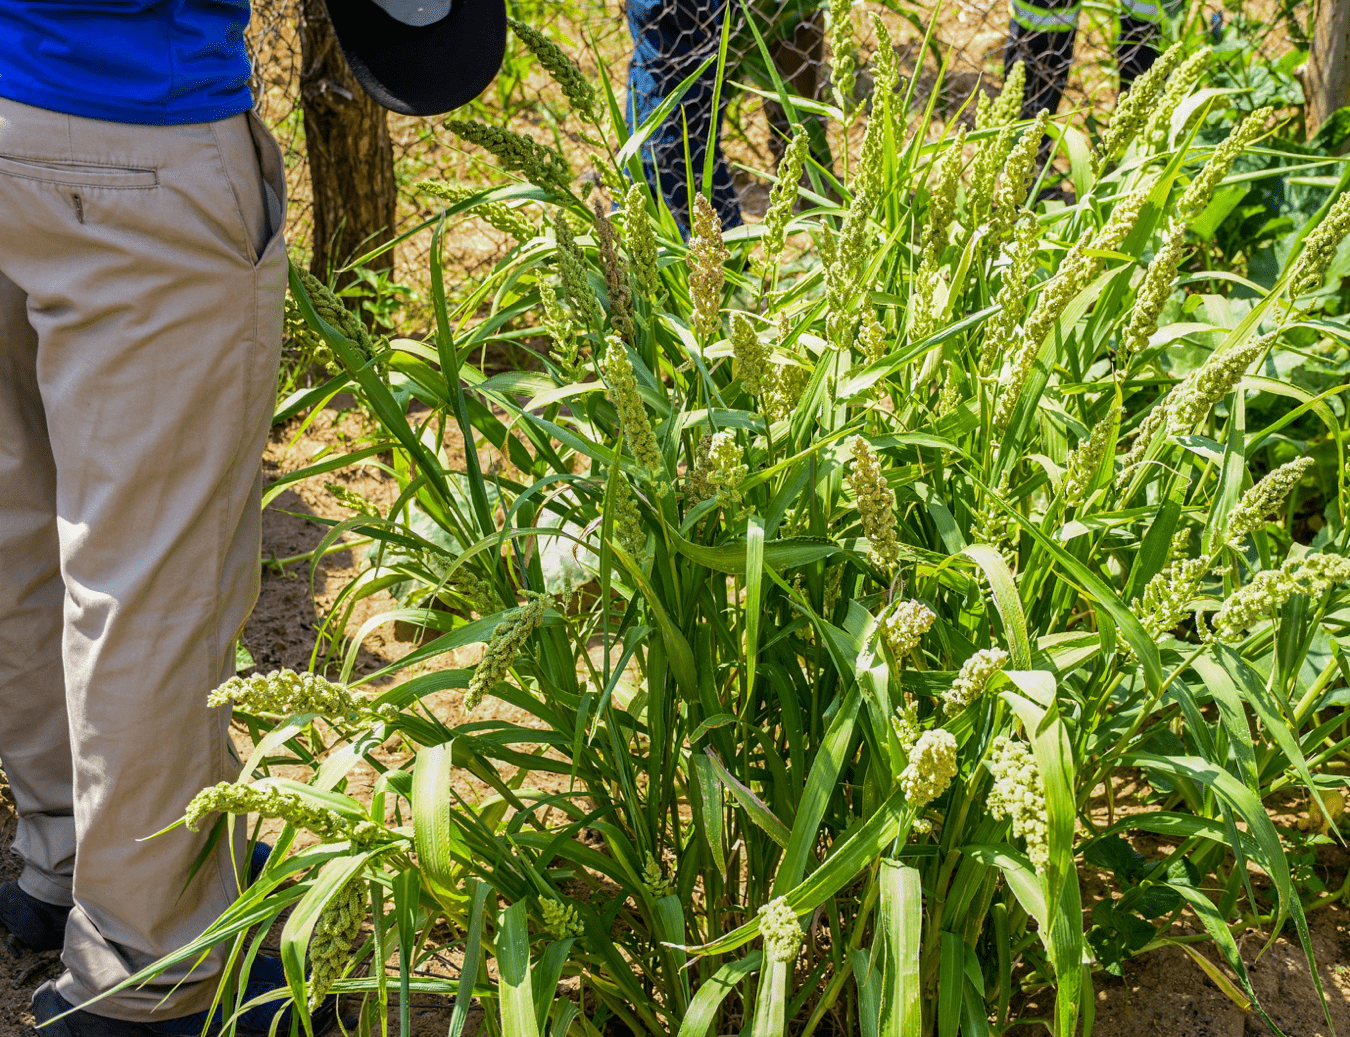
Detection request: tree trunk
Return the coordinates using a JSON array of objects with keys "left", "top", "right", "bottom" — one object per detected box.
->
[
  {"left": 297, "top": 0, "right": 397, "bottom": 287},
  {"left": 1306, "top": 0, "right": 1350, "bottom": 140}
]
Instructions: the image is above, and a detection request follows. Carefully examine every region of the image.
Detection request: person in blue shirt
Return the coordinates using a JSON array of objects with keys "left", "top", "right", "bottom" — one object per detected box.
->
[{"left": 0, "top": 3, "right": 318, "bottom": 1034}]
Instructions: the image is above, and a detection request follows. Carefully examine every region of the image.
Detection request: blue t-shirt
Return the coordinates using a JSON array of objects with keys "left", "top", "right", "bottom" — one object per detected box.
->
[{"left": 0, "top": 1, "right": 252, "bottom": 125}]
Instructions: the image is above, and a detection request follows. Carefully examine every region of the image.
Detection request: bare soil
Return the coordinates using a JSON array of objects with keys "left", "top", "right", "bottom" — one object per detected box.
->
[{"left": 3, "top": 404, "right": 1347, "bottom": 1035}]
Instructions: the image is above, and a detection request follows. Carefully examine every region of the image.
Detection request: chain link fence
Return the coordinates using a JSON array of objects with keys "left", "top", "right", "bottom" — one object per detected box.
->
[{"left": 247, "top": 0, "right": 1302, "bottom": 321}]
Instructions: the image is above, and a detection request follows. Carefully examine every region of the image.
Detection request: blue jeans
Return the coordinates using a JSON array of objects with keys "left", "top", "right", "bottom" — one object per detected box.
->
[{"left": 626, "top": 0, "right": 743, "bottom": 230}]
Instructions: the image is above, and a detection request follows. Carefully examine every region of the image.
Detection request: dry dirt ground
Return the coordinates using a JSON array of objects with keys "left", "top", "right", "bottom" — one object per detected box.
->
[{"left": 3, "top": 403, "right": 1349, "bottom": 1035}]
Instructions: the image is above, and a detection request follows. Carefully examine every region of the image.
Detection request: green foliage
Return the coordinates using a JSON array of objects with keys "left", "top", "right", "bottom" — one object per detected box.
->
[{"left": 132, "top": 23, "right": 1350, "bottom": 1037}]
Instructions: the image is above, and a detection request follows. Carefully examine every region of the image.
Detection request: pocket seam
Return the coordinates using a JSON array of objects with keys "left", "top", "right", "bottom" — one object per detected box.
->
[{"left": 0, "top": 154, "right": 158, "bottom": 189}]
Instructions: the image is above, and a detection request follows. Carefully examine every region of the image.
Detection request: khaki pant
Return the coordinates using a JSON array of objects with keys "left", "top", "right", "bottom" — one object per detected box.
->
[{"left": 0, "top": 96, "right": 286, "bottom": 1020}]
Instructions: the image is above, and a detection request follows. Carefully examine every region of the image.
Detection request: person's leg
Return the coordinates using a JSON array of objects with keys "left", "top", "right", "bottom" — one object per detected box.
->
[
  {"left": 0, "top": 97, "right": 285, "bottom": 1020},
  {"left": 1005, "top": 0, "right": 1081, "bottom": 118},
  {"left": 1115, "top": 0, "right": 1163, "bottom": 88},
  {"left": 0, "top": 271, "right": 77, "bottom": 919},
  {"left": 626, "top": 0, "right": 742, "bottom": 230}
]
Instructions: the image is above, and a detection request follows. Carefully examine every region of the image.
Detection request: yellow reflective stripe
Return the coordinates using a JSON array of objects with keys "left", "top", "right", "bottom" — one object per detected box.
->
[{"left": 1010, "top": 0, "right": 1080, "bottom": 30}]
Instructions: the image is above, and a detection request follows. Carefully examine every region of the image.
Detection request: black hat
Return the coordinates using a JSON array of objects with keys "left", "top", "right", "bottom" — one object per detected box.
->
[{"left": 323, "top": 0, "right": 507, "bottom": 116}]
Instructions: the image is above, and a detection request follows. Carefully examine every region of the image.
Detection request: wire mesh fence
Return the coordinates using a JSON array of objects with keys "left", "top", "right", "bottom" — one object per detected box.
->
[{"left": 247, "top": 0, "right": 1304, "bottom": 319}]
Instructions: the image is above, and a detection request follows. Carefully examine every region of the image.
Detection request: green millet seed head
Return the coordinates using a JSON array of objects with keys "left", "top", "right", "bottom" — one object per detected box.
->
[
  {"left": 827, "top": 0, "right": 856, "bottom": 110},
  {"left": 506, "top": 18, "right": 597, "bottom": 123},
  {"left": 1175, "top": 108, "right": 1273, "bottom": 226},
  {"left": 989, "top": 60, "right": 1026, "bottom": 128},
  {"left": 757, "top": 897, "right": 803, "bottom": 963},
  {"left": 922, "top": 125, "right": 968, "bottom": 257},
  {"left": 1143, "top": 47, "right": 1212, "bottom": 147},
  {"left": 444, "top": 120, "right": 571, "bottom": 193},
  {"left": 186, "top": 782, "right": 389, "bottom": 848},
  {"left": 990, "top": 110, "right": 1050, "bottom": 247},
  {"left": 943, "top": 648, "right": 1009, "bottom": 716},
  {"left": 640, "top": 853, "right": 674, "bottom": 898},
  {"left": 849, "top": 436, "right": 902, "bottom": 576},
  {"left": 601, "top": 335, "right": 665, "bottom": 482},
  {"left": 1227, "top": 457, "right": 1314, "bottom": 547},
  {"left": 1062, "top": 404, "right": 1118, "bottom": 507},
  {"left": 891, "top": 697, "right": 921, "bottom": 753},
  {"left": 1212, "top": 553, "right": 1350, "bottom": 642},
  {"left": 689, "top": 194, "right": 729, "bottom": 342},
  {"left": 465, "top": 594, "right": 549, "bottom": 711},
  {"left": 980, "top": 214, "right": 1040, "bottom": 373},
  {"left": 308, "top": 879, "right": 365, "bottom": 1010},
  {"left": 592, "top": 197, "right": 636, "bottom": 343},
  {"left": 1115, "top": 402, "right": 1170, "bottom": 485},
  {"left": 1094, "top": 41, "right": 1184, "bottom": 171},
  {"left": 1290, "top": 189, "right": 1350, "bottom": 297},
  {"left": 971, "top": 119, "right": 1018, "bottom": 230},
  {"left": 622, "top": 183, "right": 663, "bottom": 303},
  {"left": 1131, "top": 555, "right": 1211, "bottom": 641},
  {"left": 540, "top": 279, "right": 584, "bottom": 383},
  {"left": 986, "top": 735, "right": 1049, "bottom": 870},
  {"left": 1165, "top": 331, "right": 1274, "bottom": 434},
  {"left": 326, "top": 483, "right": 379, "bottom": 517},
  {"left": 705, "top": 431, "right": 748, "bottom": 506},
  {"left": 298, "top": 270, "right": 375, "bottom": 367},
  {"left": 611, "top": 476, "right": 647, "bottom": 559},
  {"left": 1120, "top": 221, "right": 1187, "bottom": 364},
  {"left": 552, "top": 213, "right": 606, "bottom": 332},
  {"left": 881, "top": 600, "right": 936, "bottom": 659},
  {"left": 760, "top": 126, "right": 809, "bottom": 272},
  {"left": 416, "top": 179, "right": 537, "bottom": 241},
  {"left": 541, "top": 897, "right": 585, "bottom": 939},
  {"left": 731, "top": 312, "right": 776, "bottom": 404},
  {"left": 209, "top": 669, "right": 358, "bottom": 720},
  {"left": 899, "top": 728, "right": 959, "bottom": 808}
]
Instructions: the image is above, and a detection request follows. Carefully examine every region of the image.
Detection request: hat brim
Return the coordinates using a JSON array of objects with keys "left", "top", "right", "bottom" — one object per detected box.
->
[{"left": 324, "top": 0, "right": 506, "bottom": 116}]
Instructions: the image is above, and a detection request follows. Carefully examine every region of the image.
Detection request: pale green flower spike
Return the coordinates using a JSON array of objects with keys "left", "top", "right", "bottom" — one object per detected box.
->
[
  {"left": 880, "top": 600, "right": 936, "bottom": 659},
  {"left": 849, "top": 436, "right": 902, "bottom": 576},
  {"left": 210, "top": 668, "right": 361, "bottom": 721},
  {"left": 1143, "top": 47, "right": 1212, "bottom": 147},
  {"left": 988, "top": 60, "right": 1026, "bottom": 129},
  {"left": 443, "top": 120, "right": 571, "bottom": 193},
  {"left": 553, "top": 212, "right": 605, "bottom": 332},
  {"left": 1165, "top": 331, "right": 1274, "bottom": 435},
  {"left": 907, "top": 252, "right": 943, "bottom": 344},
  {"left": 827, "top": 0, "right": 856, "bottom": 111},
  {"left": 970, "top": 119, "right": 1018, "bottom": 230},
  {"left": 611, "top": 476, "right": 646, "bottom": 559},
  {"left": 943, "top": 648, "right": 1009, "bottom": 716},
  {"left": 1175, "top": 108, "right": 1273, "bottom": 226},
  {"left": 622, "top": 183, "right": 663, "bottom": 302},
  {"left": 1093, "top": 41, "right": 1184, "bottom": 173},
  {"left": 981, "top": 214, "right": 1039, "bottom": 373},
  {"left": 891, "top": 697, "right": 921, "bottom": 754},
  {"left": 641, "top": 853, "right": 674, "bottom": 898},
  {"left": 757, "top": 897, "right": 803, "bottom": 962},
  {"left": 416, "top": 180, "right": 537, "bottom": 241},
  {"left": 1062, "top": 404, "right": 1117, "bottom": 507},
  {"left": 308, "top": 879, "right": 365, "bottom": 1011},
  {"left": 1120, "top": 221, "right": 1186, "bottom": 363},
  {"left": 540, "top": 279, "right": 584, "bottom": 382},
  {"left": 1211, "top": 553, "right": 1350, "bottom": 642},
  {"left": 986, "top": 735, "right": 1049, "bottom": 871},
  {"left": 541, "top": 897, "right": 585, "bottom": 939},
  {"left": 705, "top": 431, "right": 748, "bottom": 506},
  {"left": 592, "top": 198, "right": 635, "bottom": 343},
  {"left": 760, "top": 127, "right": 809, "bottom": 274},
  {"left": 602, "top": 335, "right": 665, "bottom": 482},
  {"left": 298, "top": 269, "right": 375, "bottom": 368},
  {"left": 506, "top": 18, "right": 597, "bottom": 123},
  {"left": 1227, "top": 457, "right": 1314, "bottom": 547},
  {"left": 1289, "top": 189, "right": 1350, "bottom": 297},
  {"left": 326, "top": 482, "right": 378, "bottom": 517},
  {"left": 922, "top": 125, "right": 968, "bottom": 259},
  {"left": 731, "top": 312, "right": 776, "bottom": 405},
  {"left": 1132, "top": 555, "right": 1210, "bottom": 641},
  {"left": 990, "top": 110, "right": 1050, "bottom": 248},
  {"left": 185, "top": 781, "right": 389, "bottom": 848},
  {"left": 900, "top": 728, "right": 959, "bottom": 808},
  {"left": 684, "top": 433, "right": 714, "bottom": 507},
  {"left": 689, "top": 194, "right": 729, "bottom": 342},
  {"left": 465, "top": 594, "right": 549, "bottom": 711}
]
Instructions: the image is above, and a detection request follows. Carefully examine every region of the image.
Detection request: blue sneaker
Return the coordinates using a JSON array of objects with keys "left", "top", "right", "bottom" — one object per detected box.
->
[
  {"left": 4, "top": 843, "right": 272, "bottom": 954},
  {"left": 32, "top": 956, "right": 338, "bottom": 1036}
]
